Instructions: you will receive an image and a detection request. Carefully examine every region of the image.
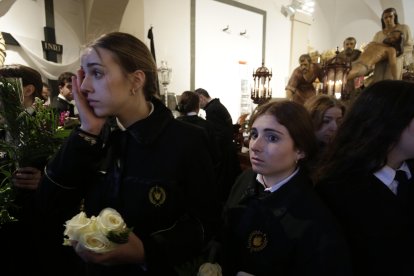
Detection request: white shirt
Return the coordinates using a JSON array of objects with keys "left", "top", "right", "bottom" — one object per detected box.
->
[
  {"left": 256, "top": 167, "right": 300, "bottom": 193},
  {"left": 116, "top": 102, "right": 154, "bottom": 131},
  {"left": 374, "top": 162, "right": 412, "bottom": 195},
  {"left": 57, "top": 93, "right": 72, "bottom": 104}
]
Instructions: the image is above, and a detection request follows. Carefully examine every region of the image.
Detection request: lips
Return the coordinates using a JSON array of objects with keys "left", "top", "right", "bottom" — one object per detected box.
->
[
  {"left": 87, "top": 99, "right": 99, "bottom": 107},
  {"left": 250, "top": 156, "right": 264, "bottom": 166}
]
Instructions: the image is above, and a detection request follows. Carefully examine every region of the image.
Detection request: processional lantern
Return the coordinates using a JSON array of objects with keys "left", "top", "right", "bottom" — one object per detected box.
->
[
  {"left": 251, "top": 62, "right": 272, "bottom": 105},
  {"left": 157, "top": 60, "right": 172, "bottom": 106},
  {"left": 322, "top": 48, "right": 351, "bottom": 100}
]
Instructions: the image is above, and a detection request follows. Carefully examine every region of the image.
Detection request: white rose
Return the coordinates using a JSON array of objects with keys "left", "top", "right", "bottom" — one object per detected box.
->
[
  {"left": 64, "top": 211, "right": 92, "bottom": 242},
  {"left": 78, "top": 218, "right": 115, "bottom": 253},
  {"left": 198, "top": 263, "right": 223, "bottom": 276},
  {"left": 96, "top": 207, "right": 127, "bottom": 235}
]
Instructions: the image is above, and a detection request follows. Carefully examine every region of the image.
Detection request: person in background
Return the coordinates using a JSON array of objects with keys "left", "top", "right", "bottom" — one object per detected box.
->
[
  {"left": 42, "top": 81, "right": 51, "bottom": 105},
  {"left": 36, "top": 32, "right": 221, "bottom": 275},
  {"left": 285, "top": 54, "right": 325, "bottom": 105},
  {"left": 196, "top": 88, "right": 233, "bottom": 145},
  {"left": 304, "top": 94, "right": 345, "bottom": 161},
  {"left": 371, "top": 7, "right": 413, "bottom": 83},
  {"left": 221, "top": 100, "right": 352, "bottom": 275},
  {"left": 315, "top": 80, "right": 414, "bottom": 275},
  {"left": 55, "top": 71, "right": 76, "bottom": 117},
  {"left": 176, "top": 90, "right": 220, "bottom": 167},
  {"left": 0, "top": 64, "right": 52, "bottom": 274},
  {"left": 0, "top": 64, "right": 43, "bottom": 110},
  {"left": 196, "top": 88, "right": 241, "bottom": 206}
]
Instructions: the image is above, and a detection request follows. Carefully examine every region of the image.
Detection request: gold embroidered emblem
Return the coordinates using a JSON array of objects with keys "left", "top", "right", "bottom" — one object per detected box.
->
[
  {"left": 149, "top": 186, "right": 166, "bottom": 207},
  {"left": 247, "top": 230, "right": 267, "bottom": 252}
]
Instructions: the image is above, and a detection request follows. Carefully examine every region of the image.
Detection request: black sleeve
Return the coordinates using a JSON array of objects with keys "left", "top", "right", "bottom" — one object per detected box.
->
[{"left": 36, "top": 128, "right": 105, "bottom": 220}]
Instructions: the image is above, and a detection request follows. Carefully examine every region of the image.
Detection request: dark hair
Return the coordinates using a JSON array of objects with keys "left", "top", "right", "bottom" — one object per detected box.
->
[
  {"left": 86, "top": 32, "right": 158, "bottom": 100},
  {"left": 299, "top": 54, "right": 312, "bottom": 63},
  {"left": 195, "top": 88, "right": 210, "bottom": 98},
  {"left": 176, "top": 91, "right": 199, "bottom": 114},
  {"left": 381, "top": 7, "right": 399, "bottom": 29},
  {"left": 304, "top": 95, "right": 346, "bottom": 131},
  {"left": 58, "top": 71, "right": 75, "bottom": 87},
  {"left": 316, "top": 80, "right": 414, "bottom": 182},
  {"left": 385, "top": 30, "right": 404, "bottom": 57},
  {"left": 0, "top": 64, "right": 43, "bottom": 100},
  {"left": 343, "top": 37, "right": 356, "bottom": 44},
  {"left": 249, "top": 100, "right": 318, "bottom": 167}
]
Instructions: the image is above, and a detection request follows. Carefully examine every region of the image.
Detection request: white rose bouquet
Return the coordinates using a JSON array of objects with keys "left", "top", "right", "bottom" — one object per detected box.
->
[{"left": 63, "top": 207, "right": 132, "bottom": 253}]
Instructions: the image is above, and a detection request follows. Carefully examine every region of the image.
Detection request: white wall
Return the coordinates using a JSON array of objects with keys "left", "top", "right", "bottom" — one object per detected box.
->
[
  {"left": 128, "top": 0, "right": 292, "bottom": 122},
  {"left": 140, "top": 0, "right": 191, "bottom": 97},
  {"left": 195, "top": 0, "right": 263, "bottom": 122},
  {"left": 0, "top": 0, "right": 85, "bottom": 80},
  {"left": 2, "top": 0, "right": 413, "bottom": 121}
]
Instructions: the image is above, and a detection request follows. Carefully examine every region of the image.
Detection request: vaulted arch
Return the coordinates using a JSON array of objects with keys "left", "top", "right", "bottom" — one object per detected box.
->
[{"left": 84, "top": 0, "right": 129, "bottom": 41}]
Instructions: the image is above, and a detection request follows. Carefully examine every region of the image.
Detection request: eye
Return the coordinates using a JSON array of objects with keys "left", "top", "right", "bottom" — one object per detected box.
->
[
  {"left": 92, "top": 69, "right": 104, "bottom": 79},
  {"left": 267, "top": 134, "right": 279, "bottom": 143},
  {"left": 322, "top": 118, "right": 331, "bottom": 125},
  {"left": 249, "top": 129, "right": 258, "bottom": 140}
]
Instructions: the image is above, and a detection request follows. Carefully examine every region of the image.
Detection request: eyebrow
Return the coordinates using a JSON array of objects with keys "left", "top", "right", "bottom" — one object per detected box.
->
[
  {"left": 323, "top": 114, "right": 342, "bottom": 119},
  {"left": 85, "top": 62, "right": 103, "bottom": 68},
  {"left": 263, "top": 127, "right": 284, "bottom": 135}
]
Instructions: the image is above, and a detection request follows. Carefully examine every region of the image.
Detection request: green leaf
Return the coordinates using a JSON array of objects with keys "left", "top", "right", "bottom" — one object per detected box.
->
[
  {"left": 107, "top": 227, "right": 133, "bottom": 244},
  {"left": 0, "top": 78, "right": 71, "bottom": 225}
]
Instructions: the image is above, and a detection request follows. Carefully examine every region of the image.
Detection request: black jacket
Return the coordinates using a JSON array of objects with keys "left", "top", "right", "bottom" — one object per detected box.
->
[
  {"left": 36, "top": 97, "right": 221, "bottom": 275},
  {"left": 317, "top": 170, "right": 414, "bottom": 276},
  {"left": 55, "top": 96, "right": 75, "bottom": 117},
  {"left": 222, "top": 169, "right": 352, "bottom": 276},
  {"left": 203, "top": 98, "right": 233, "bottom": 147}
]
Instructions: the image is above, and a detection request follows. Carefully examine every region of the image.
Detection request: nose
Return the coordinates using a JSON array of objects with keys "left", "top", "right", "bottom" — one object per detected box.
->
[
  {"left": 250, "top": 136, "right": 263, "bottom": 152},
  {"left": 80, "top": 75, "right": 93, "bottom": 94},
  {"left": 328, "top": 121, "right": 338, "bottom": 131}
]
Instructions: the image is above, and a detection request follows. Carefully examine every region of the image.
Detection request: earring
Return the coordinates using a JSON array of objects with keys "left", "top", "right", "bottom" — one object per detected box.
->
[{"left": 130, "top": 88, "right": 136, "bottom": 96}]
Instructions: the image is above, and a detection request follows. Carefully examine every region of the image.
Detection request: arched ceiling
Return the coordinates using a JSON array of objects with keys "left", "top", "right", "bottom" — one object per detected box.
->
[{"left": 84, "top": 0, "right": 129, "bottom": 41}]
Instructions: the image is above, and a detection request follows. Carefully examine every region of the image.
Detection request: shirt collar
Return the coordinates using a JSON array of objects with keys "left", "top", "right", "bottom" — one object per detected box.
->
[
  {"left": 374, "top": 162, "right": 412, "bottom": 188},
  {"left": 113, "top": 98, "right": 173, "bottom": 146},
  {"left": 116, "top": 102, "right": 154, "bottom": 131},
  {"left": 256, "top": 167, "right": 300, "bottom": 193},
  {"left": 57, "top": 94, "right": 71, "bottom": 103}
]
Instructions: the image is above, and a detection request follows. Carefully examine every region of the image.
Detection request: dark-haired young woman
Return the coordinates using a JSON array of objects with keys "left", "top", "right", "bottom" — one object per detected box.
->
[{"left": 316, "top": 80, "right": 414, "bottom": 275}]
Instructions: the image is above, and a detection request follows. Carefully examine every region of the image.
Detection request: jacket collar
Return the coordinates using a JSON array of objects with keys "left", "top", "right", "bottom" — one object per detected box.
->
[{"left": 114, "top": 97, "right": 174, "bottom": 145}]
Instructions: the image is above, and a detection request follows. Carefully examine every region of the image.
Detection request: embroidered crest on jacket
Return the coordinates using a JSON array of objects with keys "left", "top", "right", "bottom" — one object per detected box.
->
[
  {"left": 247, "top": 230, "right": 268, "bottom": 252},
  {"left": 149, "top": 185, "right": 166, "bottom": 206}
]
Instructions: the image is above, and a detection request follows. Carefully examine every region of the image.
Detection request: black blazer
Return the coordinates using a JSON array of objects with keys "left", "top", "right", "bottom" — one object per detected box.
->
[
  {"left": 222, "top": 169, "right": 352, "bottom": 276},
  {"left": 203, "top": 98, "right": 233, "bottom": 147},
  {"left": 37, "top": 97, "right": 221, "bottom": 275},
  {"left": 55, "top": 96, "right": 75, "bottom": 117},
  {"left": 316, "top": 171, "right": 414, "bottom": 276}
]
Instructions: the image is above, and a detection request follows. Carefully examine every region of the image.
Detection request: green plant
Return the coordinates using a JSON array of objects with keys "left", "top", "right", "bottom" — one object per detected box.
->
[{"left": 0, "top": 77, "right": 70, "bottom": 226}]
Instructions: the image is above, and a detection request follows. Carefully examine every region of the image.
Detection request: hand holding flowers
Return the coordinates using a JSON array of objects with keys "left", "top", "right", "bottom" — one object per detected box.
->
[{"left": 64, "top": 207, "right": 132, "bottom": 253}]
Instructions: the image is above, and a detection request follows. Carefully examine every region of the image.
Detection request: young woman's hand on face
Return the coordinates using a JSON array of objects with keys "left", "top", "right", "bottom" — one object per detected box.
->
[{"left": 72, "top": 69, "right": 107, "bottom": 135}]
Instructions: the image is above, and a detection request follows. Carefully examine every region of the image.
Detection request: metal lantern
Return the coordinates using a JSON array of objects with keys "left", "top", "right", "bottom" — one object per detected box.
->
[
  {"left": 322, "top": 48, "right": 351, "bottom": 100},
  {"left": 251, "top": 62, "right": 272, "bottom": 105},
  {"left": 157, "top": 60, "right": 172, "bottom": 106}
]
